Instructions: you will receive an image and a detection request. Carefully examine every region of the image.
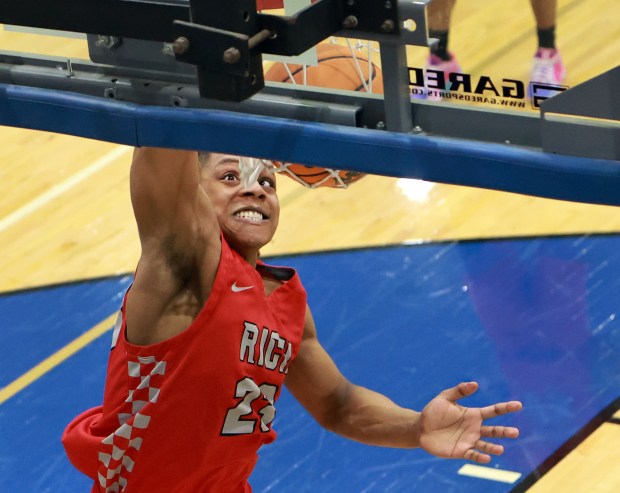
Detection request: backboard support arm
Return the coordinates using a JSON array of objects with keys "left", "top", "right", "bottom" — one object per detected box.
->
[{"left": 0, "top": 0, "right": 430, "bottom": 102}]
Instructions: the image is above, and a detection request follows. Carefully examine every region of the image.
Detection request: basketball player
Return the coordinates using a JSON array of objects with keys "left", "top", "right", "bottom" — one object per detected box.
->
[
  {"left": 63, "top": 148, "right": 522, "bottom": 492},
  {"left": 421, "top": 0, "right": 565, "bottom": 98}
]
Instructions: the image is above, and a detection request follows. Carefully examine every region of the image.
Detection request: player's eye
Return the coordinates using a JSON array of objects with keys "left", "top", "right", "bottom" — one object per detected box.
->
[
  {"left": 222, "top": 172, "right": 239, "bottom": 182},
  {"left": 259, "top": 177, "right": 275, "bottom": 189}
]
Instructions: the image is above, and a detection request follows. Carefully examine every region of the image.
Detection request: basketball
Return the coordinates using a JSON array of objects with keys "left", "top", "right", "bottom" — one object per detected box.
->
[
  {"left": 265, "top": 42, "right": 384, "bottom": 92},
  {"left": 265, "top": 42, "right": 383, "bottom": 188}
]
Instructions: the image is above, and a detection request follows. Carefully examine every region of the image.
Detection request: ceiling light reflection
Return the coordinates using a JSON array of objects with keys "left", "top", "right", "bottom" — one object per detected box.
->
[{"left": 396, "top": 178, "right": 435, "bottom": 202}]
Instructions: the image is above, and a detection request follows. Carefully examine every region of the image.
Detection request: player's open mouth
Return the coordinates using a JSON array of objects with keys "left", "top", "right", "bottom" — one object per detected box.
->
[{"left": 234, "top": 209, "right": 267, "bottom": 222}]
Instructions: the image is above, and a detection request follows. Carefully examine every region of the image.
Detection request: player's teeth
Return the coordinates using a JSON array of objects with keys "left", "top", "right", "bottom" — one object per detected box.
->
[{"left": 236, "top": 211, "right": 263, "bottom": 221}]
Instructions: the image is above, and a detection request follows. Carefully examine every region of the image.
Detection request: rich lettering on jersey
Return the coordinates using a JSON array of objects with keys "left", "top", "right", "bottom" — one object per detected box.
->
[{"left": 239, "top": 321, "right": 293, "bottom": 373}]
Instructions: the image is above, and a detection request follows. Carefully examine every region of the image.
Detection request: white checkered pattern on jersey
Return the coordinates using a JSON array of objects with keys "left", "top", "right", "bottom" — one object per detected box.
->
[{"left": 97, "top": 356, "right": 166, "bottom": 492}]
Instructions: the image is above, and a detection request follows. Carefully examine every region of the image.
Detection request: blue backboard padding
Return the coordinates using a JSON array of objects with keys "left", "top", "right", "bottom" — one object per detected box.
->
[
  {"left": 1, "top": 83, "right": 619, "bottom": 205},
  {"left": 0, "top": 236, "right": 619, "bottom": 492},
  {"left": 0, "top": 84, "right": 138, "bottom": 145}
]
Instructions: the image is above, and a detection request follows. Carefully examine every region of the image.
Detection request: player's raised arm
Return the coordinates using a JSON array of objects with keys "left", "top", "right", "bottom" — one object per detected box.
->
[
  {"left": 130, "top": 147, "right": 219, "bottom": 252},
  {"left": 126, "top": 147, "right": 221, "bottom": 345}
]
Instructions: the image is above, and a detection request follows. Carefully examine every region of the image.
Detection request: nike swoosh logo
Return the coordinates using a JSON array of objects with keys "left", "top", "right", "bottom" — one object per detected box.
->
[{"left": 231, "top": 282, "right": 254, "bottom": 293}]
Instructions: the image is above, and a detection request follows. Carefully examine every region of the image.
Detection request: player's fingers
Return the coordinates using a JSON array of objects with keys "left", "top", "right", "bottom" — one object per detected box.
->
[
  {"left": 464, "top": 448, "right": 491, "bottom": 464},
  {"left": 474, "top": 440, "right": 504, "bottom": 456},
  {"left": 480, "top": 401, "right": 523, "bottom": 420},
  {"left": 481, "top": 425, "right": 520, "bottom": 439},
  {"left": 439, "top": 382, "right": 478, "bottom": 402}
]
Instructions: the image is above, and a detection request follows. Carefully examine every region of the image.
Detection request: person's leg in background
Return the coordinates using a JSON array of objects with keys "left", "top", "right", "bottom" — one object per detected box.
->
[
  {"left": 529, "top": 0, "right": 566, "bottom": 85},
  {"left": 421, "top": 0, "right": 461, "bottom": 99}
]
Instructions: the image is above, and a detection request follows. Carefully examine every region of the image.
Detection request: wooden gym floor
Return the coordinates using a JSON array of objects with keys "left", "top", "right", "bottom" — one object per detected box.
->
[{"left": 0, "top": 0, "right": 618, "bottom": 490}]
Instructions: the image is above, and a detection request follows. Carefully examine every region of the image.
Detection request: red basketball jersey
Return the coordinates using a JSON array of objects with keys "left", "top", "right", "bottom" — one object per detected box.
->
[{"left": 63, "top": 238, "right": 307, "bottom": 492}]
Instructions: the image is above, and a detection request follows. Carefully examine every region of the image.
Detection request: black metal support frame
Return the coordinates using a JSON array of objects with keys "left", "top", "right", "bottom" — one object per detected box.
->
[{"left": 0, "top": 0, "right": 410, "bottom": 101}]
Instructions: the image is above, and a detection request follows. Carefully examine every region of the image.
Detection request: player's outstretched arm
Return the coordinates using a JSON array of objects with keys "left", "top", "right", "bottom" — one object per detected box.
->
[{"left": 286, "top": 308, "right": 522, "bottom": 462}]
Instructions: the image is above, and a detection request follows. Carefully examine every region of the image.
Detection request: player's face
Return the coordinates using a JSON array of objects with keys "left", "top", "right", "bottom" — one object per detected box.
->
[{"left": 201, "top": 154, "right": 279, "bottom": 258}]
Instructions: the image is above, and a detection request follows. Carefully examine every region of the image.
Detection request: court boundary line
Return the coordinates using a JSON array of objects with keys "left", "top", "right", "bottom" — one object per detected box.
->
[
  {"left": 0, "top": 272, "right": 133, "bottom": 297},
  {"left": 0, "top": 312, "right": 118, "bottom": 406},
  {"left": 509, "top": 396, "right": 620, "bottom": 492},
  {"left": 263, "top": 231, "right": 620, "bottom": 262},
  {"left": 1, "top": 232, "right": 619, "bottom": 297}
]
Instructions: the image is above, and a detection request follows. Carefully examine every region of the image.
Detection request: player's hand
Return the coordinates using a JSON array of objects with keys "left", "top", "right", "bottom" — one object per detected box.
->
[{"left": 418, "top": 382, "right": 522, "bottom": 463}]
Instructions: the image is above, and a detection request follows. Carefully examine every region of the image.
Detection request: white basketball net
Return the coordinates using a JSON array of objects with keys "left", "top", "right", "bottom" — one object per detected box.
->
[
  {"left": 274, "top": 161, "right": 354, "bottom": 189},
  {"left": 239, "top": 157, "right": 353, "bottom": 189},
  {"left": 264, "top": 38, "right": 379, "bottom": 189}
]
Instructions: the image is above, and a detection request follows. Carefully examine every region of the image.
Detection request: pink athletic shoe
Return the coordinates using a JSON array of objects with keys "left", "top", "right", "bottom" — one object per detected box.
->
[
  {"left": 530, "top": 48, "right": 566, "bottom": 86},
  {"left": 412, "top": 53, "right": 461, "bottom": 101}
]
